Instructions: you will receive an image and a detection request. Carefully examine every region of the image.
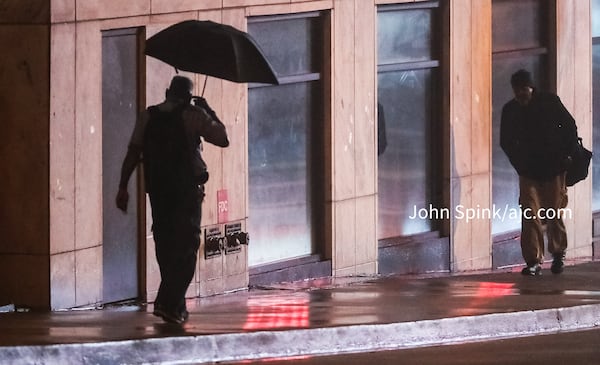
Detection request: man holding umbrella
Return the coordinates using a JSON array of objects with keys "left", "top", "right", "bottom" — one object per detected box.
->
[{"left": 116, "top": 75, "right": 229, "bottom": 324}]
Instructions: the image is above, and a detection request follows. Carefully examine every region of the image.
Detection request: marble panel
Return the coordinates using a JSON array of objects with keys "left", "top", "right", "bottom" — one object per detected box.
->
[
  {"left": 470, "top": 172, "right": 492, "bottom": 270},
  {"left": 199, "top": 278, "right": 224, "bottom": 297},
  {"left": 100, "top": 15, "right": 149, "bottom": 31},
  {"left": 332, "top": 0, "right": 356, "bottom": 201},
  {"left": 354, "top": 261, "right": 377, "bottom": 276},
  {"left": 148, "top": 11, "right": 201, "bottom": 25},
  {"left": 355, "top": 195, "right": 377, "bottom": 266},
  {"left": 451, "top": 175, "right": 473, "bottom": 271},
  {"left": 50, "top": 23, "right": 76, "bottom": 255},
  {"left": 186, "top": 282, "right": 199, "bottom": 299},
  {"left": 333, "top": 199, "right": 356, "bottom": 271},
  {"left": 471, "top": 0, "right": 492, "bottom": 176},
  {"left": 290, "top": 0, "right": 333, "bottom": 12},
  {"left": 75, "top": 21, "right": 102, "bottom": 250},
  {"left": 220, "top": 113, "right": 247, "bottom": 222},
  {"left": 353, "top": 0, "right": 376, "bottom": 197},
  {"left": 224, "top": 272, "right": 248, "bottom": 292},
  {"left": 333, "top": 265, "right": 355, "bottom": 278},
  {"left": 571, "top": 0, "right": 593, "bottom": 260},
  {"left": 449, "top": 0, "right": 473, "bottom": 178},
  {"left": 224, "top": 245, "right": 248, "bottom": 276},
  {"left": 199, "top": 242, "right": 224, "bottom": 282},
  {"left": 571, "top": 179, "right": 593, "bottom": 259},
  {"left": 76, "top": 0, "right": 150, "bottom": 21},
  {"left": 245, "top": 4, "right": 291, "bottom": 17},
  {"left": 221, "top": 8, "right": 249, "bottom": 222},
  {"left": 75, "top": 245, "right": 102, "bottom": 306},
  {"left": 151, "top": 0, "right": 221, "bottom": 14},
  {"left": 51, "top": 0, "right": 75, "bottom": 23},
  {"left": 200, "top": 76, "right": 224, "bottom": 227},
  {"left": 224, "top": 0, "right": 284, "bottom": 8},
  {"left": 50, "top": 251, "right": 76, "bottom": 309}
]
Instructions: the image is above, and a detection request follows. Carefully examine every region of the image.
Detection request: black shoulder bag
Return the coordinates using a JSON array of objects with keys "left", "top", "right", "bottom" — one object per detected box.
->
[{"left": 566, "top": 137, "right": 592, "bottom": 187}]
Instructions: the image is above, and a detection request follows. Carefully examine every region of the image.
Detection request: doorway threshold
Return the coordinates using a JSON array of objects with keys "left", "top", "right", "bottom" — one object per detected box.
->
[{"left": 249, "top": 255, "right": 331, "bottom": 287}]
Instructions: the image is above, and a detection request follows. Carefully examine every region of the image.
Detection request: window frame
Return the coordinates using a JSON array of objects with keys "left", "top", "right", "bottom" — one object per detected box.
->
[
  {"left": 376, "top": 0, "right": 445, "bottom": 241},
  {"left": 246, "top": 11, "right": 328, "bottom": 267}
]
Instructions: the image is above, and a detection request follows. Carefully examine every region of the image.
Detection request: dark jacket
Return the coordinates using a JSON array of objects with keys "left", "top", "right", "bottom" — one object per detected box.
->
[{"left": 500, "top": 91, "right": 577, "bottom": 181}]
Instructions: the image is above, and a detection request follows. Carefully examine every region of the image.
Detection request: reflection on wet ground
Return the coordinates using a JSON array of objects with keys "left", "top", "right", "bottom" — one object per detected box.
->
[{"left": 0, "top": 261, "right": 599, "bottom": 347}]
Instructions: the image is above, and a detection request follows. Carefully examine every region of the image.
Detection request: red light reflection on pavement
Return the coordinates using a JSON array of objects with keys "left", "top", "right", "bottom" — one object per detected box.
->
[
  {"left": 451, "top": 282, "right": 516, "bottom": 316},
  {"left": 242, "top": 296, "right": 309, "bottom": 331},
  {"left": 475, "top": 282, "right": 515, "bottom": 298}
]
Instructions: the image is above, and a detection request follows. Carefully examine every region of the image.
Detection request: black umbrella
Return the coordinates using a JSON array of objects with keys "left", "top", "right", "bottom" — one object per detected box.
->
[{"left": 145, "top": 20, "right": 279, "bottom": 85}]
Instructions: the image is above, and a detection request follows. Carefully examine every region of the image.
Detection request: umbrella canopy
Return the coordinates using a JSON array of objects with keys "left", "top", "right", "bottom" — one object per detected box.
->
[{"left": 145, "top": 20, "right": 279, "bottom": 85}]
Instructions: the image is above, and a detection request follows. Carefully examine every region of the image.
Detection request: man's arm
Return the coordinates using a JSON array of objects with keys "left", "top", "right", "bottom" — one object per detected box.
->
[
  {"left": 204, "top": 118, "right": 229, "bottom": 147},
  {"left": 116, "top": 145, "right": 142, "bottom": 212},
  {"left": 499, "top": 105, "right": 514, "bottom": 158},
  {"left": 193, "top": 97, "right": 230, "bottom": 147},
  {"left": 500, "top": 103, "right": 525, "bottom": 175}
]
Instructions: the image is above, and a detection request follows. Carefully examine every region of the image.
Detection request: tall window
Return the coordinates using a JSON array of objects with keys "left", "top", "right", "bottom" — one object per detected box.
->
[
  {"left": 492, "top": 0, "right": 550, "bottom": 235},
  {"left": 247, "top": 13, "right": 325, "bottom": 266},
  {"left": 377, "top": 1, "right": 442, "bottom": 239},
  {"left": 592, "top": 0, "right": 600, "bottom": 212}
]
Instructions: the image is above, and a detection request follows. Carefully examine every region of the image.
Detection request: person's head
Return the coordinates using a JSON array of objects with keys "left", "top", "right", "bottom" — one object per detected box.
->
[
  {"left": 165, "top": 75, "right": 193, "bottom": 104},
  {"left": 510, "top": 69, "right": 534, "bottom": 106}
]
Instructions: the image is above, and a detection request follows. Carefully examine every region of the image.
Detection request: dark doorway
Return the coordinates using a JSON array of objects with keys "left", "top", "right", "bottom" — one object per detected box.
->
[{"left": 101, "top": 28, "right": 142, "bottom": 303}]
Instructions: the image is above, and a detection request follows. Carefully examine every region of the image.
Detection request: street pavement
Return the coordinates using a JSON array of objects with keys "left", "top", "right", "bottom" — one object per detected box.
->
[{"left": 0, "top": 260, "right": 599, "bottom": 364}]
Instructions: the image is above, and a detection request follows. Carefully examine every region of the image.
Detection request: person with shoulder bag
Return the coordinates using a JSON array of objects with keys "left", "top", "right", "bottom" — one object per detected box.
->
[{"left": 500, "top": 69, "right": 578, "bottom": 276}]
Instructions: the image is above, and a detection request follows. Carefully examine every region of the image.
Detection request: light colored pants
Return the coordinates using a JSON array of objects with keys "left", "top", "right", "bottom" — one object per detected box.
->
[{"left": 519, "top": 173, "right": 568, "bottom": 266}]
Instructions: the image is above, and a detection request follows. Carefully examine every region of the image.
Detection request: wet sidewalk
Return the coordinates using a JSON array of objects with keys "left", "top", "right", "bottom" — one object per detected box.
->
[{"left": 1, "top": 260, "right": 600, "bottom": 364}]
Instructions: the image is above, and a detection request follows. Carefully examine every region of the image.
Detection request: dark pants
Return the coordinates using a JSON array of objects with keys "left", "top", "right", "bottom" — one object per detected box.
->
[
  {"left": 149, "top": 185, "right": 204, "bottom": 314},
  {"left": 519, "top": 173, "right": 568, "bottom": 266}
]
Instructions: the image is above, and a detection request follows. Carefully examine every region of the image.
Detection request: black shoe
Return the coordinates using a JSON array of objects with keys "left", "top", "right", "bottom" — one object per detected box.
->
[
  {"left": 180, "top": 309, "right": 189, "bottom": 322},
  {"left": 521, "top": 263, "right": 542, "bottom": 276},
  {"left": 551, "top": 255, "right": 565, "bottom": 274},
  {"left": 152, "top": 304, "right": 166, "bottom": 318},
  {"left": 160, "top": 309, "right": 186, "bottom": 324},
  {"left": 153, "top": 304, "right": 187, "bottom": 324}
]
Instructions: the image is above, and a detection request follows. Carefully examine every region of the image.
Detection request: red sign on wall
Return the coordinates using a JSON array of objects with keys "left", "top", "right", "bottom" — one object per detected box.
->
[{"left": 217, "top": 189, "right": 228, "bottom": 223}]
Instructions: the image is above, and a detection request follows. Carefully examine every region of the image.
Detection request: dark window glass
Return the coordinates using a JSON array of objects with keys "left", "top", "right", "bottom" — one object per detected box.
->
[
  {"left": 378, "top": 9, "right": 434, "bottom": 64},
  {"left": 492, "top": 0, "right": 546, "bottom": 53},
  {"left": 248, "top": 83, "right": 316, "bottom": 264},
  {"left": 378, "top": 69, "right": 436, "bottom": 237},
  {"left": 249, "top": 16, "right": 321, "bottom": 76},
  {"left": 377, "top": 2, "right": 441, "bottom": 239},
  {"left": 248, "top": 14, "right": 324, "bottom": 266}
]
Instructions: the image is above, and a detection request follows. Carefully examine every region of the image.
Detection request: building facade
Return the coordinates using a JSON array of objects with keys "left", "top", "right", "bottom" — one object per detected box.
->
[{"left": 0, "top": 0, "right": 596, "bottom": 310}]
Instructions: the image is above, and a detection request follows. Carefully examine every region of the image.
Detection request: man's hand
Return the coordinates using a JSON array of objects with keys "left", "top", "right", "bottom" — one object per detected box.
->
[
  {"left": 116, "top": 188, "right": 129, "bottom": 212},
  {"left": 192, "top": 96, "right": 210, "bottom": 110},
  {"left": 193, "top": 96, "right": 221, "bottom": 122}
]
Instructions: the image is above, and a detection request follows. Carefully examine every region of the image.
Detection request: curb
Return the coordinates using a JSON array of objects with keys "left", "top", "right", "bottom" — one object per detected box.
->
[{"left": 1, "top": 304, "right": 599, "bottom": 365}]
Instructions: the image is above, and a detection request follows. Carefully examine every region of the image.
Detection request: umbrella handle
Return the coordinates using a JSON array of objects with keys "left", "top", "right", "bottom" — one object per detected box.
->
[{"left": 202, "top": 75, "right": 208, "bottom": 97}]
